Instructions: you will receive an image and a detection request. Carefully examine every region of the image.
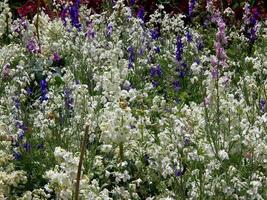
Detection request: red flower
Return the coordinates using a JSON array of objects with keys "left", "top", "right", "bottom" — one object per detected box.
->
[{"left": 17, "top": 0, "right": 38, "bottom": 18}]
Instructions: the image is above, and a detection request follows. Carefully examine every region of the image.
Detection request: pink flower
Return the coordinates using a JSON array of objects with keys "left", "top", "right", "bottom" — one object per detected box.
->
[{"left": 1, "top": 63, "right": 10, "bottom": 80}]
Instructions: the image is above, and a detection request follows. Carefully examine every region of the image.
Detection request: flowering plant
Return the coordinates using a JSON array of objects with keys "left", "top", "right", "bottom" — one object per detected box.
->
[{"left": 0, "top": 0, "right": 267, "bottom": 199}]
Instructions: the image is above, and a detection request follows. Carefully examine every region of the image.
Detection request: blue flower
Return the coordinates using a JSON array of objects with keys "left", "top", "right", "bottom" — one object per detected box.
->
[
  {"left": 260, "top": 99, "right": 265, "bottom": 112},
  {"left": 176, "top": 36, "right": 183, "bottom": 62},
  {"left": 130, "top": 0, "right": 135, "bottom": 6},
  {"left": 150, "top": 64, "right": 162, "bottom": 78},
  {"left": 154, "top": 47, "right": 160, "bottom": 53},
  {"left": 137, "top": 7, "right": 145, "bottom": 22},
  {"left": 106, "top": 23, "right": 113, "bottom": 37},
  {"left": 173, "top": 80, "right": 181, "bottom": 91},
  {"left": 128, "top": 46, "right": 135, "bottom": 68},
  {"left": 26, "top": 87, "right": 32, "bottom": 95},
  {"left": 151, "top": 29, "right": 159, "bottom": 40},
  {"left": 197, "top": 39, "right": 204, "bottom": 51},
  {"left": 13, "top": 151, "right": 22, "bottom": 160},
  {"left": 186, "top": 31, "right": 192, "bottom": 42},
  {"left": 12, "top": 97, "right": 20, "bottom": 109},
  {"left": 69, "top": 0, "right": 81, "bottom": 30},
  {"left": 23, "top": 143, "right": 31, "bottom": 152},
  {"left": 40, "top": 80, "right": 48, "bottom": 103},
  {"left": 174, "top": 168, "right": 183, "bottom": 177},
  {"left": 37, "top": 143, "right": 44, "bottom": 150},
  {"left": 188, "top": 0, "right": 196, "bottom": 17},
  {"left": 64, "top": 88, "right": 74, "bottom": 110}
]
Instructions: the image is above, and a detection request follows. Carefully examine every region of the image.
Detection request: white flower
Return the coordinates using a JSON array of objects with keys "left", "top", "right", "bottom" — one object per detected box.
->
[{"left": 218, "top": 150, "right": 229, "bottom": 160}]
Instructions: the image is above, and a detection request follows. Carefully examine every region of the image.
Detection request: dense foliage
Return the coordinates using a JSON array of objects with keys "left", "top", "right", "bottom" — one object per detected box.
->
[{"left": 0, "top": 0, "right": 266, "bottom": 199}]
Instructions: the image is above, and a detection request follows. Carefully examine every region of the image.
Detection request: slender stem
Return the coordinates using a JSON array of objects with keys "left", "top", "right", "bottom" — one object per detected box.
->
[
  {"left": 215, "top": 68, "right": 221, "bottom": 151},
  {"left": 119, "top": 142, "right": 124, "bottom": 162},
  {"left": 74, "top": 124, "right": 90, "bottom": 200}
]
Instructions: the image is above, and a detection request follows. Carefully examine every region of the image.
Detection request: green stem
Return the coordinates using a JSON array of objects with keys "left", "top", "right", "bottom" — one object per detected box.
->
[
  {"left": 74, "top": 125, "right": 90, "bottom": 200},
  {"left": 119, "top": 142, "right": 124, "bottom": 162}
]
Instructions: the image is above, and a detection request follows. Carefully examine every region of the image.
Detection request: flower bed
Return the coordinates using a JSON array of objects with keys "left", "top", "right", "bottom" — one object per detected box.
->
[{"left": 0, "top": 0, "right": 267, "bottom": 199}]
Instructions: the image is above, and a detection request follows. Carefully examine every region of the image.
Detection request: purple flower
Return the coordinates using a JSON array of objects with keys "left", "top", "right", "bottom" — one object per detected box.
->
[
  {"left": 173, "top": 80, "right": 181, "bottom": 92},
  {"left": 144, "top": 154, "right": 149, "bottom": 165},
  {"left": 37, "top": 143, "right": 44, "bottom": 150},
  {"left": 150, "top": 64, "right": 162, "bottom": 78},
  {"left": 26, "top": 38, "right": 39, "bottom": 53},
  {"left": 243, "top": 3, "right": 251, "bottom": 24},
  {"left": 13, "top": 151, "right": 22, "bottom": 160},
  {"left": 40, "top": 79, "right": 48, "bottom": 103},
  {"left": 16, "top": 122, "right": 28, "bottom": 131},
  {"left": 215, "top": 42, "right": 227, "bottom": 62},
  {"left": 243, "top": 3, "right": 259, "bottom": 44},
  {"left": 69, "top": 0, "right": 81, "bottom": 30},
  {"left": 179, "top": 71, "right": 186, "bottom": 78},
  {"left": 64, "top": 88, "right": 74, "bottom": 110},
  {"left": 154, "top": 47, "right": 160, "bottom": 53},
  {"left": 106, "top": 23, "right": 113, "bottom": 37},
  {"left": 151, "top": 29, "right": 159, "bottom": 40},
  {"left": 174, "top": 168, "right": 183, "bottom": 177},
  {"left": 23, "top": 143, "right": 31, "bottom": 152},
  {"left": 130, "top": 0, "right": 135, "bottom": 6},
  {"left": 197, "top": 40, "right": 204, "bottom": 51},
  {"left": 188, "top": 0, "right": 196, "bottom": 17},
  {"left": 211, "top": 56, "right": 218, "bottom": 67},
  {"left": 128, "top": 46, "right": 135, "bottom": 68},
  {"left": 1, "top": 63, "right": 10, "bottom": 80},
  {"left": 12, "top": 97, "right": 20, "bottom": 109},
  {"left": 211, "top": 67, "right": 218, "bottom": 79},
  {"left": 60, "top": 6, "right": 68, "bottom": 26},
  {"left": 18, "top": 131, "right": 24, "bottom": 140},
  {"left": 260, "top": 99, "right": 265, "bottom": 112},
  {"left": 175, "top": 36, "right": 183, "bottom": 62},
  {"left": 184, "top": 138, "right": 191, "bottom": 146},
  {"left": 53, "top": 52, "right": 61, "bottom": 63},
  {"left": 152, "top": 80, "right": 159, "bottom": 87},
  {"left": 26, "top": 87, "right": 32, "bottom": 95},
  {"left": 186, "top": 31, "right": 192, "bottom": 42},
  {"left": 86, "top": 23, "right": 96, "bottom": 39},
  {"left": 137, "top": 7, "right": 145, "bottom": 22}
]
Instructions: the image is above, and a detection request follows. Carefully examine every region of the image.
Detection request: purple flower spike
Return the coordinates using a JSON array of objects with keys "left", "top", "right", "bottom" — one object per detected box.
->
[
  {"left": 188, "top": 0, "right": 196, "bottom": 17},
  {"left": 176, "top": 36, "right": 183, "bottom": 62},
  {"left": 40, "top": 80, "right": 48, "bottom": 103},
  {"left": 137, "top": 7, "right": 145, "bottom": 22},
  {"left": 211, "top": 67, "right": 218, "bottom": 79},
  {"left": 69, "top": 0, "right": 81, "bottom": 30}
]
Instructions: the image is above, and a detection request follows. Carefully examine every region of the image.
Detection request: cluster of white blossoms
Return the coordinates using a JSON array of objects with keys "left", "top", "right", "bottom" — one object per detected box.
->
[
  {"left": 0, "top": 0, "right": 267, "bottom": 199},
  {"left": 0, "top": 149, "right": 27, "bottom": 198}
]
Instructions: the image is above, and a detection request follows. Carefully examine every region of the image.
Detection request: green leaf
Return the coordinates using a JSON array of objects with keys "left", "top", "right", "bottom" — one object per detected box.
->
[{"left": 54, "top": 76, "right": 65, "bottom": 85}]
